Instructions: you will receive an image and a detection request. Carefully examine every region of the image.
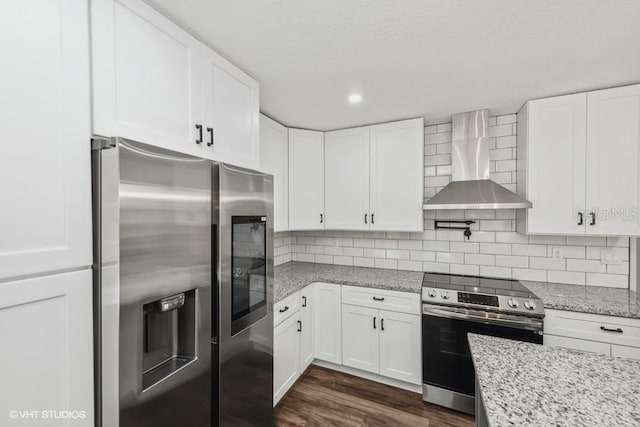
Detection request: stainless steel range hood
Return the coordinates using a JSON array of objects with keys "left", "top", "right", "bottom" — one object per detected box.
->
[{"left": 423, "top": 110, "right": 532, "bottom": 210}]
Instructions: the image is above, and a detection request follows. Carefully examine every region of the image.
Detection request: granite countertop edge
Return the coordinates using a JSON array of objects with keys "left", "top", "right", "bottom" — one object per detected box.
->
[{"left": 273, "top": 262, "right": 640, "bottom": 319}]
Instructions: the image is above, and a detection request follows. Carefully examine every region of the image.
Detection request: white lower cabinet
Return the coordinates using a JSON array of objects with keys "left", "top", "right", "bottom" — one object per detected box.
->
[
  {"left": 543, "top": 309, "right": 640, "bottom": 361},
  {"left": 274, "top": 310, "right": 301, "bottom": 405},
  {"left": 342, "top": 304, "right": 421, "bottom": 385},
  {"left": 378, "top": 310, "right": 422, "bottom": 384},
  {"left": 313, "top": 283, "right": 342, "bottom": 364},
  {"left": 0, "top": 270, "right": 94, "bottom": 425},
  {"left": 342, "top": 305, "right": 380, "bottom": 373},
  {"left": 299, "top": 287, "right": 314, "bottom": 371}
]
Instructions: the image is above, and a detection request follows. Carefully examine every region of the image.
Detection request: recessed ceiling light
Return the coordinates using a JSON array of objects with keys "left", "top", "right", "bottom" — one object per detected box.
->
[{"left": 348, "top": 94, "right": 362, "bottom": 104}]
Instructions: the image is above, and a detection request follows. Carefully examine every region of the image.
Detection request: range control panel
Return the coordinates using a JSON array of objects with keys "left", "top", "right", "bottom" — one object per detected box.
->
[
  {"left": 458, "top": 292, "right": 499, "bottom": 307},
  {"left": 421, "top": 287, "right": 545, "bottom": 316}
]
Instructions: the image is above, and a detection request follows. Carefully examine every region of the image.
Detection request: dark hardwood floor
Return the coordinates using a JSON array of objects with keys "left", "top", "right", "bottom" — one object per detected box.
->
[{"left": 275, "top": 365, "right": 475, "bottom": 427}]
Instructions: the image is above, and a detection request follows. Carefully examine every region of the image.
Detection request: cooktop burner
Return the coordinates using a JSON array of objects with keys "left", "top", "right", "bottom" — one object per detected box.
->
[{"left": 422, "top": 272, "right": 545, "bottom": 317}]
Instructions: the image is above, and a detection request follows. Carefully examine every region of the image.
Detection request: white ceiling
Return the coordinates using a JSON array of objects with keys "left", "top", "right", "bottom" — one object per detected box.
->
[{"left": 146, "top": 0, "right": 640, "bottom": 130}]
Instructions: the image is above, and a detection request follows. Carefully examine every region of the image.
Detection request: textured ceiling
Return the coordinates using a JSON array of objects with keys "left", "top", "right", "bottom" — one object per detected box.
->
[{"left": 145, "top": 0, "right": 640, "bottom": 130}]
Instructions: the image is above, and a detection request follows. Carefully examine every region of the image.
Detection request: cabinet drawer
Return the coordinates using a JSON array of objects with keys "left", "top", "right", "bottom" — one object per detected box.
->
[
  {"left": 274, "top": 291, "right": 300, "bottom": 327},
  {"left": 611, "top": 344, "right": 640, "bottom": 361},
  {"left": 341, "top": 286, "right": 420, "bottom": 315},
  {"left": 544, "top": 309, "right": 640, "bottom": 348},
  {"left": 544, "top": 334, "right": 611, "bottom": 355}
]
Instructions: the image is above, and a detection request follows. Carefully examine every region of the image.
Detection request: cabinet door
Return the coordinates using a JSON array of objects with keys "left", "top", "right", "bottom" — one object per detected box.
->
[
  {"left": 342, "top": 305, "right": 380, "bottom": 374},
  {"left": 586, "top": 84, "right": 640, "bottom": 235},
  {"left": 370, "top": 118, "right": 424, "bottom": 231},
  {"left": 274, "top": 311, "right": 301, "bottom": 405},
  {"left": 289, "top": 129, "right": 325, "bottom": 230},
  {"left": 526, "top": 94, "right": 587, "bottom": 234},
  {"left": 92, "top": 0, "right": 201, "bottom": 153},
  {"left": 0, "top": 0, "right": 92, "bottom": 279},
  {"left": 299, "top": 287, "right": 314, "bottom": 371},
  {"left": 260, "top": 115, "right": 289, "bottom": 231},
  {"left": 324, "top": 127, "right": 371, "bottom": 230},
  {"left": 544, "top": 334, "right": 610, "bottom": 356},
  {"left": 201, "top": 46, "right": 260, "bottom": 169},
  {"left": 0, "top": 270, "right": 94, "bottom": 424},
  {"left": 313, "top": 283, "right": 342, "bottom": 364},
  {"left": 378, "top": 310, "right": 421, "bottom": 384}
]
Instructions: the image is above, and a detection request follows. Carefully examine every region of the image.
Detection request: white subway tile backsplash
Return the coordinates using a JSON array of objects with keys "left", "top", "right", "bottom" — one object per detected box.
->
[
  {"left": 548, "top": 271, "right": 585, "bottom": 286},
  {"left": 529, "top": 257, "right": 566, "bottom": 271},
  {"left": 480, "top": 265, "right": 511, "bottom": 278},
  {"left": 285, "top": 118, "right": 630, "bottom": 289},
  {"left": 480, "top": 243, "right": 511, "bottom": 255},
  {"left": 566, "top": 259, "right": 606, "bottom": 273},
  {"left": 375, "top": 258, "right": 397, "bottom": 269},
  {"left": 512, "top": 244, "right": 547, "bottom": 257},
  {"left": 451, "top": 264, "right": 479, "bottom": 276},
  {"left": 495, "top": 255, "right": 529, "bottom": 268},
  {"left": 450, "top": 242, "right": 480, "bottom": 253},
  {"left": 465, "top": 253, "right": 495, "bottom": 266},
  {"left": 586, "top": 273, "right": 628, "bottom": 288},
  {"left": 354, "top": 257, "right": 374, "bottom": 268}
]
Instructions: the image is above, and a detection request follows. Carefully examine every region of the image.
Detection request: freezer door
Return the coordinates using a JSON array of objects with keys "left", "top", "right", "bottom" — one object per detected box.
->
[
  {"left": 213, "top": 162, "right": 274, "bottom": 426},
  {"left": 111, "top": 139, "right": 212, "bottom": 427}
]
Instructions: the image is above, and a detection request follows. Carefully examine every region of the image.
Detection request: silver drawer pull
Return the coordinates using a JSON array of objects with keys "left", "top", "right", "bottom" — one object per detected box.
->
[
  {"left": 600, "top": 326, "right": 623, "bottom": 333},
  {"left": 279, "top": 306, "right": 289, "bottom": 313},
  {"left": 372, "top": 296, "right": 385, "bottom": 301}
]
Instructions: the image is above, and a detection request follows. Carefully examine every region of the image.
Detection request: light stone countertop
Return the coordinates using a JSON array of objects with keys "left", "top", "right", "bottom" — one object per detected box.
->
[
  {"left": 273, "top": 262, "right": 640, "bottom": 319},
  {"left": 468, "top": 333, "right": 640, "bottom": 426}
]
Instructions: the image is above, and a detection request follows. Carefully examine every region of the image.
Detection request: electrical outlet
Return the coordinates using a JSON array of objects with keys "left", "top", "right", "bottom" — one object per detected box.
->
[
  {"left": 551, "top": 247, "right": 564, "bottom": 261},
  {"left": 601, "top": 248, "right": 623, "bottom": 265}
]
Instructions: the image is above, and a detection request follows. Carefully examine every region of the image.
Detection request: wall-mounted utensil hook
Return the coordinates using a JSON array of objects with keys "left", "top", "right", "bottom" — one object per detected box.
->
[{"left": 434, "top": 220, "right": 476, "bottom": 240}]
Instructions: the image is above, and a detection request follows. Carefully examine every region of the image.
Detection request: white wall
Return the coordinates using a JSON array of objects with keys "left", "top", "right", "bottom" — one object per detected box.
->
[{"left": 282, "top": 114, "right": 630, "bottom": 288}]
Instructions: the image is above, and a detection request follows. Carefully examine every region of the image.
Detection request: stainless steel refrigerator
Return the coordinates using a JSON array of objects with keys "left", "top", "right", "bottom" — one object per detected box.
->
[{"left": 92, "top": 138, "right": 274, "bottom": 427}]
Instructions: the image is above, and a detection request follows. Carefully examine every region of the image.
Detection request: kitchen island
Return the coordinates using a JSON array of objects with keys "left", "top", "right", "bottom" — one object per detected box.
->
[{"left": 468, "top": 333, "right": 640, "bottom": 426}]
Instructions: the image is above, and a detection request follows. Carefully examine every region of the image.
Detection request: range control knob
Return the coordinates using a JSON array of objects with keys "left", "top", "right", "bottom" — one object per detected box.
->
[
  {"left": 524, "top": 300, "right": 536, "bottom": 310},
  {"left": 427, "top": 289, "right": 437, "bottom": 298},
  {"left": 441, "top": 290, "right": 451, "bottom": 300},
  {"left": 507, "top": 298, "right": 519, "bottom": 308}
]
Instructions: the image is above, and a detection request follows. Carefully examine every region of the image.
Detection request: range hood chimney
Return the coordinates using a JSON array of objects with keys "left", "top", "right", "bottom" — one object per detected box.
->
[{"left": 423, "top": 110, "right": 532, "bottom": 210}]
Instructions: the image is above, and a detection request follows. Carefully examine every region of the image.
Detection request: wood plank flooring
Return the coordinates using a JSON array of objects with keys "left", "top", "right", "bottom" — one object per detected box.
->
[{"left": 275, "top": 365, "right": 475, "bottom": 427}]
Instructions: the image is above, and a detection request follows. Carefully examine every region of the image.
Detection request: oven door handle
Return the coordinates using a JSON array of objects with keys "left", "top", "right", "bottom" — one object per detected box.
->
[{"left": 422, "top": 304, "right": 543, "bottom": 331}]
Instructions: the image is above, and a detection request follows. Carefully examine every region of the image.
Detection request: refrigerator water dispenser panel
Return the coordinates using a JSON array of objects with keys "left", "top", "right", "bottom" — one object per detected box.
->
[{"left": 142, "top": 290, "right": 196, "bottom": 391}]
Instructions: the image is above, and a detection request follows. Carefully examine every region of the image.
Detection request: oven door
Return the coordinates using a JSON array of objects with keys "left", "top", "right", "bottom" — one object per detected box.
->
[{"left": 422, "top": 304, "right": 543, "bottom": 404}]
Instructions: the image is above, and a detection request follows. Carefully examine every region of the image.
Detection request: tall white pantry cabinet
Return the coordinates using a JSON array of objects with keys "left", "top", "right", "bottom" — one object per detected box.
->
[{"left": 0, "top": 0, "right": 94, "bottom": 424}]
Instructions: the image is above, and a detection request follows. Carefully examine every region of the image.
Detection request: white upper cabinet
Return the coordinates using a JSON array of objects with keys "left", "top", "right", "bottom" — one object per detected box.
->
[
  {"left": 517, "top": 93, "right": 587, "bottom": 235},
  {"left": 586, "top": 85, "right": 640, "bottom": 235},
  {"left": 0, "top": 0, "right": 92, "bottom": 279},
  {"left": 201, "top": 46, "right": 260, "bottom": 169},
  {"left": 288, "top": 129, "right": 325, "bottom": 230},
  {"left": 92, "top": 0, "right": 200, "bottom": 152},
  {"left": 324, "top": 127, "right": 371, "bottom": 230},
  {"left": 92, "top": 0, "right": 260, "bottom": 169},
  {"left": 369, "top": 118, "right": 425, "bottom": 231},
  {"left": 518, "top": 84, "right": 640, "bottom": 236},
  {"left": 260, "top": 115, "right": 289, "bottom": 231}
]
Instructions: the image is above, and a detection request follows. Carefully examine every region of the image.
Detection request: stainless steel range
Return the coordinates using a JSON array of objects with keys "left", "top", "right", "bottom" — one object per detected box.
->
[{"left": 421, "top": 272, "right": 544, "bottom": 415}]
